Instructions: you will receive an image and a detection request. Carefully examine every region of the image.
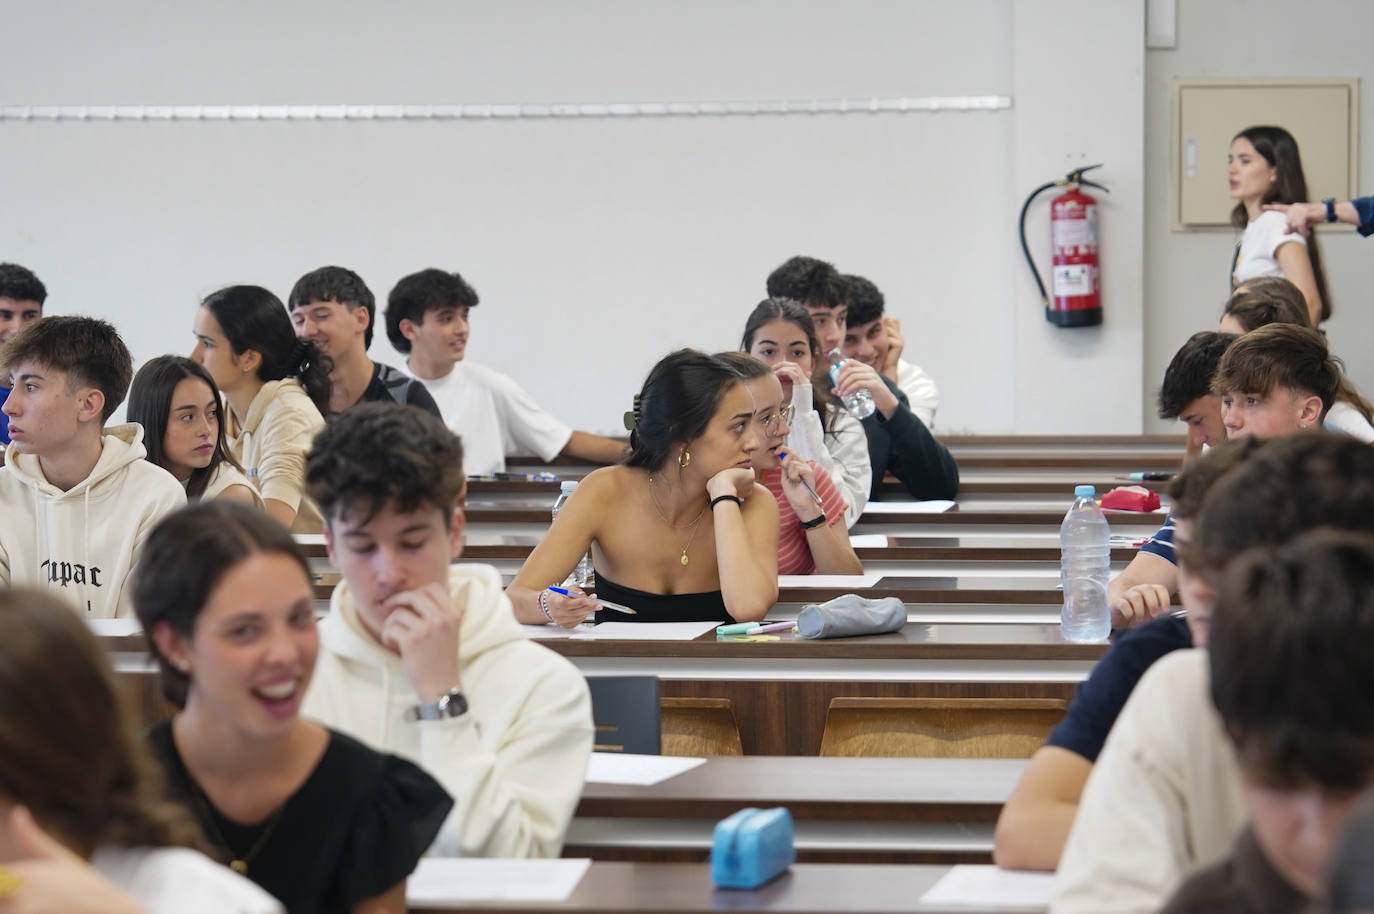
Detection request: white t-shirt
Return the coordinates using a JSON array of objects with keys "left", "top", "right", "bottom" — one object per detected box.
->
[
  {"left": 414, "top": 360, "right": 572, "bottom": 477},
  {"left": 92, "top": 846, "right": 284, "bottom": 914},
  {"left": 1233, "top": 209, "right": 1307, "bottom": 286},
  {"left": 895, "top": 359, "right": 939, "bottom": 430},
  {"left": 1325, "top": 400, "right": 1374, "bottom": 443}
]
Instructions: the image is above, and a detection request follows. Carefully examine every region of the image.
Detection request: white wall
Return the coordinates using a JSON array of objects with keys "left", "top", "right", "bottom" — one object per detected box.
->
[
  {"left": 1012, "top": 0, "right": 1144, "bottom": 433},
  {"left": 2, "top": 1, "right": 1149, "bottom": 435},
  {"left": 1144, "top": 0, "right": 1374, "bottom": 432}
]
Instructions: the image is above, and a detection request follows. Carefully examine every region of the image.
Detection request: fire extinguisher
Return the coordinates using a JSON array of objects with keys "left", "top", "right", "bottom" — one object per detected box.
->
[{"left": 1018, "top": 164, "right": 1109, "bottom": 327}]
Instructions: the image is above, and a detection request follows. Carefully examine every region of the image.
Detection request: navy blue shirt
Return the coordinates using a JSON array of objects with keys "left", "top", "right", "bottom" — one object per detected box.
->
[
  {"left": 1046, "top": 613, "right": 1193, "bottom": 762},
  {"left": 0, "top": 385, "right": 9, "bottom": 445},
  {"left": 1138, "top": 512, "right": 1178, "bottom": 565}
]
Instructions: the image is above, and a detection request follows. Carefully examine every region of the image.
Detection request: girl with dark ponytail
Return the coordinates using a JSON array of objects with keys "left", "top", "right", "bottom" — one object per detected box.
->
[
  {"left": 190, "top": 285, "right": 329, "bottom": 532},
  {"left": 508, "top": 349, "right": 780, "bottom": 626}
]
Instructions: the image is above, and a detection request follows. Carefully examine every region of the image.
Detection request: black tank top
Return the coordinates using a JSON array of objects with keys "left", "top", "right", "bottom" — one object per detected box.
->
[{"left": 592, "top": 570, "right": 731, "bottom": 624}]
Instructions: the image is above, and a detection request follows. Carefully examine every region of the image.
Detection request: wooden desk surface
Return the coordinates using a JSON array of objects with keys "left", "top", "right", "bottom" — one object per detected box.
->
[
  {"left": 301, "top": 532, "right": 1144, "bottom": 564},
  {"left": 455, "top": 498, "right": 1167, "bottom": 530},
  {"left": 308, "top": 573, "right": 1085, "bottom": 606},
  {"left": 541, "top": 622, "right": 1106, "bottom": 662},
  {"left": 467, "top": 475, "right": 1171, "bottom": 499},
  {"left": 410, "top": 862, "right": 1039, "bottom": 914},
  {"left": 578, "top": 756, "right": 1024, "bottom": 822}
]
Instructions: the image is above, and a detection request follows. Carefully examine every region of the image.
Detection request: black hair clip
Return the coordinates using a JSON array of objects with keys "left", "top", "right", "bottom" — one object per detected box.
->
[{"left": 623, "top": 393, "right": 642, "bottom": 431}]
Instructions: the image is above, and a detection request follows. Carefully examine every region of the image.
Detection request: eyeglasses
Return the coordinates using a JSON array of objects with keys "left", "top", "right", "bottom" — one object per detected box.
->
[{"left": 758, "top": 403, "right": 796, "bottom": 435}]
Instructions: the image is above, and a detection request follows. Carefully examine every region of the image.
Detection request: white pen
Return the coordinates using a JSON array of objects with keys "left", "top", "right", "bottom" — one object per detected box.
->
[{"left": 546, "top": 586, "right": 638, "bottom": 615}]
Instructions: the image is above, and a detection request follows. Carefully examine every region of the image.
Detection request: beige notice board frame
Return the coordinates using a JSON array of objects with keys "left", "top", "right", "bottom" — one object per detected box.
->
[{"left": 1172, "top": 77, "right": 1359, "bottom": 230}]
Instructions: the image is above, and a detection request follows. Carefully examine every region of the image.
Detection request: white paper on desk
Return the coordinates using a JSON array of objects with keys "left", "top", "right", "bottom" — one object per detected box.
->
[
  {"left": 585, "top": 752, "right": 705, "bottom": 785},
  {"left": 88, "top": 618, "right": 142, "bottom": 637},
  {"left": 570, "top": 620, "right": 720, "bottom": 640},
  {"left": 519, "top": 623, "right": 581, "bottom": 638},
  {"left": 779, "top": 573, "right": 883, "bottom": 588},
  {"left": 406, "top": 858, "right": 590, "bottom": 906},
  {"left": 918, "top": 865, "right": 1055, "bottom": 908},
  {"left": 862, "top": 499, "right": 955, "bottom": 514},
  {"left": 848, "top": 533, "right": 889, "bottom": 548}
]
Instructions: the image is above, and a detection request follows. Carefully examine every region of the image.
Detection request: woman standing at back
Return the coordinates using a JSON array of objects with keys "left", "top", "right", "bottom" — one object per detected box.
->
[
  {"left": 190, "top": 285, "right": 330, "bottom": 532},
  {"left": 1228, "top": 125, "right": 1330, "bottom": 326}
]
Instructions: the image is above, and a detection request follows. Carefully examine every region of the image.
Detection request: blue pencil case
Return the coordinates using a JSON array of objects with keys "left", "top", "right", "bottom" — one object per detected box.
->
[{"left": 710, "top": 807, "right": 795, "bottom": 889}]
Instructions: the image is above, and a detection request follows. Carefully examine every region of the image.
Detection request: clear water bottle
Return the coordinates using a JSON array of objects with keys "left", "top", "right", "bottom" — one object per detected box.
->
[
  {"left": 551, "top": 481, "right": 592, "bottom": 587},
  {"left": 827, "top": 348, "right": 876, "bottom": 419},
  {"left": 1060, "top": 484, "right": 1111, "bottom": 642}
]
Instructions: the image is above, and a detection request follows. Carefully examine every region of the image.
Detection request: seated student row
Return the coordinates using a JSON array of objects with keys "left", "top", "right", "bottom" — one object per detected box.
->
[
  {"left": 0, "top": 254, "right": 958, "bottom": 620},
  {"left": 0, "top": 403, "right": 597, "bottom": 914},
  {"left": 994, "top": 291, "right": 1372, "bottom": 874}
]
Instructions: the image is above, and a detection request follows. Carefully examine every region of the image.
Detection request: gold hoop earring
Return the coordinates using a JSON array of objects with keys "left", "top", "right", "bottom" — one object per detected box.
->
[{"left": 678, "top": 449, "right": 691, "bottom": 468}]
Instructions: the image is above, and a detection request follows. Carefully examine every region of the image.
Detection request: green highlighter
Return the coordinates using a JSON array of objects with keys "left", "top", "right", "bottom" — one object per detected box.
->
[{"left": 716, "top": 622, "right": 761, "bottom": 636}]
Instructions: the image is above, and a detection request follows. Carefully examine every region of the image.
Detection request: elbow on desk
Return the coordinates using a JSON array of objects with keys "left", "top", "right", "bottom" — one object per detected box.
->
[
  {"left": 992, "top": 813, "right": 1054, "bottom": 872},
  {"left": 724, "top": 590, "right": 778, "bottom": 624}
]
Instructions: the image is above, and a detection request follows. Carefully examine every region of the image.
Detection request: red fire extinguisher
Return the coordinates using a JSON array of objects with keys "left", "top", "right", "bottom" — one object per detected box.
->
[{"left": 1019, "top": 164, "right": 1109, "bottom": 327}]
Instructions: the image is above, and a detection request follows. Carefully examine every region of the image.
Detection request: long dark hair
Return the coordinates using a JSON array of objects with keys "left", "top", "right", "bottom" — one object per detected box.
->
[
  {"left": 1222, "top": 284, "right": 1374, "bottom": 423},
  {"left": 200, "top": 284, "right": 332, "bottom": 414},
  {"left": 741, "top": 297, "right": 840, "bottom": 433},
  {"left": 624, "top": 349, "right": 743, "bottom": 472},
  {"left": 1230, "top": 126, "right": 1331, "bottom": 320},
  {"left": 0, "top": 588, "right": 201, "bottom": 856},
  {"left": 133, "top": 501, "right": 311, "bottom": 709},
  {"left": 128, "top": 355, "right": 244, "bottom": 499}
]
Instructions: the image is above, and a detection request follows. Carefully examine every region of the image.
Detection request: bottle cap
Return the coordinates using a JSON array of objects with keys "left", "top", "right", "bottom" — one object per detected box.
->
[
  {"left": 560, "top": 481, "right": 579, "bottom": 494},
  {"left": 1074, "top": 485, "right": 1096, "bottom": 498}
]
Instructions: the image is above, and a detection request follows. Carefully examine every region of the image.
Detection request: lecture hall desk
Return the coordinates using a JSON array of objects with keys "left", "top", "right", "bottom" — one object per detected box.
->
[
  {"left": 530, "top": 622, "right": 1107, "bottom": 755},
  {"left": 569, "top": 756, "right": 1025, "bottom": 864},
  {"left": 408, "top": 862, "right": 1042, "bottom": 914},
  {"left": 99, "top": 622, "right": 1108, "bottom": 755}
]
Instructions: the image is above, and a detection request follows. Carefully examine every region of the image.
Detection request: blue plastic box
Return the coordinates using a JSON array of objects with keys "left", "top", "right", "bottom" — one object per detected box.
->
[{"left": 710, "top": 807, "right": 796, "bottom": 889}]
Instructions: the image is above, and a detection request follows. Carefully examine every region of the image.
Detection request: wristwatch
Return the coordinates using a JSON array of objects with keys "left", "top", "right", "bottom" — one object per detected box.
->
[
  {"left": 405, "top": 687, "right": 469, "bottom": 722},
  {"left": 1324, "top": 198, "right": 1338, "bottom": 223}
]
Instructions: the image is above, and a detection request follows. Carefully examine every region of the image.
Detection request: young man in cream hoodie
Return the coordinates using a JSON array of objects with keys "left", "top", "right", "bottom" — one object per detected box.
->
[
  {"left": 301, "top": 403, "right": 593, "bottom": 858},
  {"left": 0, "top": 316, "right": 185, "bottom": 618}
]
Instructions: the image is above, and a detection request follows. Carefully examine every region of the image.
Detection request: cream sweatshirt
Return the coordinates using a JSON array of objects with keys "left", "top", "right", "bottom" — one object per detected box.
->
[
  {"left": 302, "top": 563, "right": 594, "bottom": 858},
  {"left": 1050, "top": 649, "right": 1247, "bottom": 914},
  {"left": 224, "top": 378, "right": 325, "bottom": 533},
  {"left": 0, "top": 424, "right": 185, "bottom": 618}
]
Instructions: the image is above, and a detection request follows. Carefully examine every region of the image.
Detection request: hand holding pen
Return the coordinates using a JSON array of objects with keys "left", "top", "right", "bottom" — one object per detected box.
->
[
  {"left": 773, "top": 447, "right": 825, "bottom": 510},
  {"left": 542, "top": 585, "right": 638, "bottom": 629}
]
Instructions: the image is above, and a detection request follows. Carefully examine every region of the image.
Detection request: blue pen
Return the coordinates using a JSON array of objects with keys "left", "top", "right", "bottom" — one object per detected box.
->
[
  {"left": 547, "top": 585, "right": 638, "bottom": 615},
  {"left": 773, "top": 448, "right": 824, "bottom": 506}
]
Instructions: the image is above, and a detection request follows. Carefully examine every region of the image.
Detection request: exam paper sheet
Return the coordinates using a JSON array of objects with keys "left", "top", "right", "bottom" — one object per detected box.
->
[
  {"left": 779, "top": 573, "right": 884, "bottom": 588},
  {"left": 407, "top": 858, "right": 591, "bottom": 907},
  {"left": 862, "top": 499, "right": 956, "bottom": 514},
  {"left": 918, "top": 865, "right": 1055, "bottom": 908},
  {"left": 585, "top": 752, "right": 706, "bottom": 785}
]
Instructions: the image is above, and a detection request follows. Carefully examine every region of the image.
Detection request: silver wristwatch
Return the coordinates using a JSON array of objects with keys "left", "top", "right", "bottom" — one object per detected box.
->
[{"left": 405, "top": 687, "right": 469, "bottom": 722}]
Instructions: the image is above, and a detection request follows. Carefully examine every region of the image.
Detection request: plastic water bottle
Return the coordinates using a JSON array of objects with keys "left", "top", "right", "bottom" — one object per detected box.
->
[
  {"left": 551, "top": 481, "right": 592, "bottom": 587},
  {"left": 1060, "top": 485, "right": 1111, "bottom": 642},
  {"left": 827, "top": 349, "right": 876, "bottom": 419}
]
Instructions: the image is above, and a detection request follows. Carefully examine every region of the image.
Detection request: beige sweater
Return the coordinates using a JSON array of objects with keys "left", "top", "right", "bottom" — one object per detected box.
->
[
  {"left": 1050, "top": 649, "right": 1248, "bottom": 914},
  {"left": 302, "top": 564, "right": 594, "bottom": 858},
  {"left": 225, "top": 379, "right": 324, "bottom": 533}
]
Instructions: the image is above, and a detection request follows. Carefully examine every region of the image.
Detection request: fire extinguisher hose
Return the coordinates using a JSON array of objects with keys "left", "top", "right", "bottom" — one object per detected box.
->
[{"left": 1018, "top": 180, "right": 1062, "bottom": 309}]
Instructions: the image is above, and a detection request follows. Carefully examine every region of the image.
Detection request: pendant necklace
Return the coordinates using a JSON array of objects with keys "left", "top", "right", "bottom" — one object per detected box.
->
[
  {"left": 188, "top": 780, "right": 285, "bottom": 876},
  {"left": 647, "top": 474, "right": 707, "bottom": 566}
]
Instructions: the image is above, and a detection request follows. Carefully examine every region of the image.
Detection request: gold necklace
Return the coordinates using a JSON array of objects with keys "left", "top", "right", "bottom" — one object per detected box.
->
[
  {"left": 187, "top": 780, "right": 285, "bottom": 875},
  {"left": 647, "top": 475, "right": 707, "bottom": 566}
]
